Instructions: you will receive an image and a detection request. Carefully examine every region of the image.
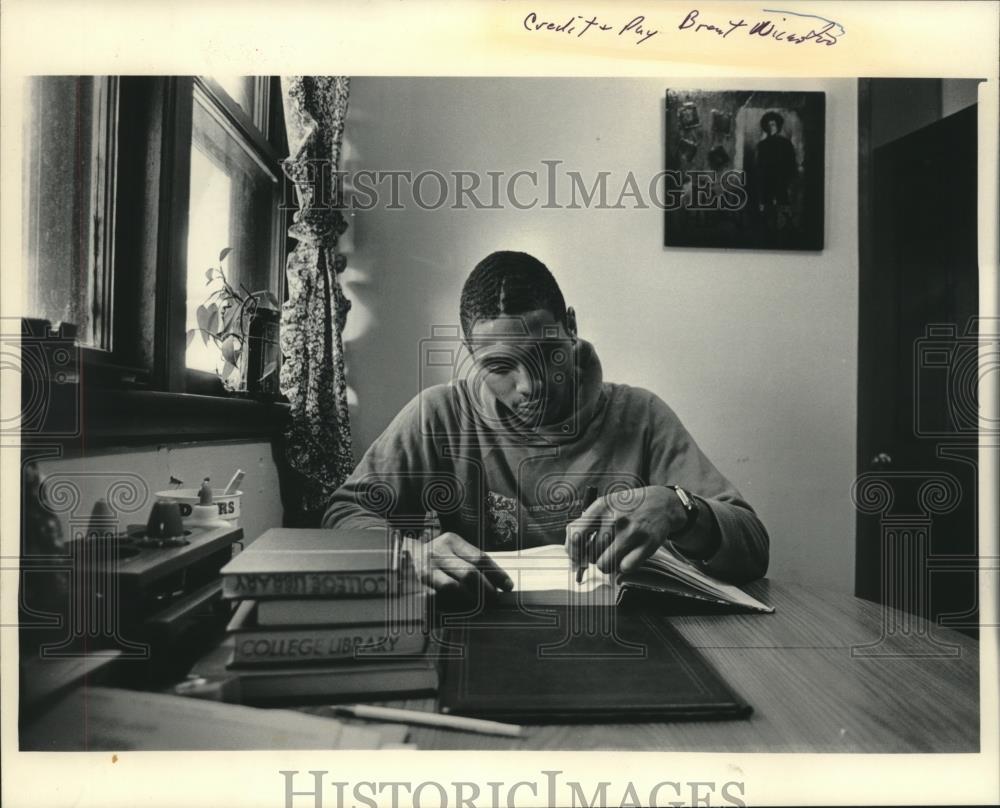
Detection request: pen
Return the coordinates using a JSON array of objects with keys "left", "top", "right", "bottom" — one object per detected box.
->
[
  {"left": 574, "top": 485, "right": 599, "bottom": 584},
  {"left": 223, "top": 469, "right": 245, "bottom": 495},
  {"left": 332, "top": 704, "right": 523, "bottom": 738},
  {"left": 425, "top": 509, "right": 441, "bottom": 541},
  {"left": 389, "top": 526, "right": 403, "bottom": 591}
]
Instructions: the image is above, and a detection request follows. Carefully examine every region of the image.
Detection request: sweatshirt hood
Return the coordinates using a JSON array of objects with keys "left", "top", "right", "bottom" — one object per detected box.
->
[{"left": 455, "top": 338, "right": 605, "bottom": 444}]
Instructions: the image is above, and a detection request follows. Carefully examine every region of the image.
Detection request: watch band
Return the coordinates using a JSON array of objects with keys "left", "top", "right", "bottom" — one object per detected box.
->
[{"left": 665, "top": 485, "right": 700, "bottom": 539}]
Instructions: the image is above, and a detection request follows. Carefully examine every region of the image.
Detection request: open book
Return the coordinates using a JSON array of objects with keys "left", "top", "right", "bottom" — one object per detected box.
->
[{"left": 489, "top": 543, "right": 773, "bottom": 614}]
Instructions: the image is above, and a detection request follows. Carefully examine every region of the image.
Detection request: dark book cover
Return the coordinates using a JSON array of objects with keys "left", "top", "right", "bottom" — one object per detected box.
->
[{"left": 439, "top": 606, "right": 751, "bottom": 723}]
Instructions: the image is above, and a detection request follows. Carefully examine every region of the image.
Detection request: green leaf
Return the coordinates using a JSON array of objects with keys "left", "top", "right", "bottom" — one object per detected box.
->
[
  {"left": 222, "top": 361, "right": 245, "bottom": 391},
  {"left": 219, "top": 247, "right": 233, "bottom": 263},
  {"left": 205, "top": 267, "right": 215, "bottom": 283},
  {"left": 195, "top": 304, "right": 210, "bottom": 331},
  {"left": 221, "top": 303, "right": 241, "bottom": 334},
  {"left": 185, "top": 329, "right": 197, "bottom": 349},
  {"left": 206, "top": 304, "right": 220, "bottom": 334},
  {"left": 220, "top": 335, "right": 240, "bottom": 366},
  {"left": 260, "top": 360, "right": 278, "bottom": 380},
  {"left": 219, "top": 360, "right": 237, "bottom": 388}
]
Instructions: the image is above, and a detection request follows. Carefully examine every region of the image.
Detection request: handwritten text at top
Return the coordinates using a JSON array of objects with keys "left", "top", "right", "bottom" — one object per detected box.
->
[
  {"left": 520, "top": 9, "right": 844, "bottom": 48},
  {"left": 522, "top": 12, "right": 659, "bottom": 45},
  {"left": 678, "top": 9, "right": 844, "bottom": 46}
]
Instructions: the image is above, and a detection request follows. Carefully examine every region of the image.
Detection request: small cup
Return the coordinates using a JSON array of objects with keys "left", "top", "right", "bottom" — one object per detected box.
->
[
  {"left": 145, "top": 500, "right": 185, "bottom": 539},
  {"left": 154, "top": 489, "right": 242, "bottom": 526}
]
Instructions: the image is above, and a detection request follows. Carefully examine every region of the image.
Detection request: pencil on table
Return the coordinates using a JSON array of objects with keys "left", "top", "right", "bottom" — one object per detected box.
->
[{"left": 332, "top": 704, "right": 523, "bottom": 738}]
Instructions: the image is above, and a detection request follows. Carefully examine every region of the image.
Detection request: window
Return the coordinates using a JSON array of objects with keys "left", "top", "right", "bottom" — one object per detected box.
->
[
  {"left": 21, "top": 76, "right": 118, "bottom": 350},
  {"left": 184, "top": 77, "right": 286, "bottom": 392},
  {"left": 19, "top": 76, "right": 290, "bottom": 444}
]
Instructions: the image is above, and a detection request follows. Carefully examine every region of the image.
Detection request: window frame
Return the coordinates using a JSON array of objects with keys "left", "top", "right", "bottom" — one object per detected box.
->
[
  {"left": 92, "top": 76, "right": 120, "bottom": 352},
  {"left": 39, "top": 75, "right": 292, "bottom": 449},
  {"left": 184, "top": 76, "right": 288, "bottom": 396},
  {"left": 21, "top": 76, "right": 120, "bottom": 353}
]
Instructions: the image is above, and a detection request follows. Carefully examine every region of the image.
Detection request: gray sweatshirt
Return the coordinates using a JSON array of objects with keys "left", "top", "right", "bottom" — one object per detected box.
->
[{"left": 323, "top": 340, "right": 769, "bottom": 584}]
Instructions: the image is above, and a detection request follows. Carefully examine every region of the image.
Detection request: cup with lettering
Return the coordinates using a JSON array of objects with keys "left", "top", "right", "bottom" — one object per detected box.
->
[{"left": 154, "top": 488, "right": 243, "bottom": 527}]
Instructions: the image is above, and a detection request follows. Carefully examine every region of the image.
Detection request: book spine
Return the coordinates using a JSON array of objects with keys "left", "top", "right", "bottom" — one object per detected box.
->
[
  {"left": 256, "top": 595, "right": 427, "bottom": 627},
  {"left": 222, "top": 572, "right": 396, "bottom": 600},
  {"left": 239, "top": 669, "right": 439, "bottom": 703},
  {"left": 232, "top": 628, "right": 427, "bottom": 665}
]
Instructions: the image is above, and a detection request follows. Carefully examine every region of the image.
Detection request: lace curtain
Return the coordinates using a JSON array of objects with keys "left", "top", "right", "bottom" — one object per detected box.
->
[{"left": 279, "top": 76, "right": 354, "bottom": 516}]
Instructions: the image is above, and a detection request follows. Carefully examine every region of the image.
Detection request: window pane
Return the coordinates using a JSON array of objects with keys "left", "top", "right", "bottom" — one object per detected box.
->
[
  {"left": 184, "top": 90, "right": 280, "bottom": 377},
  {"left": 22, "top": 76, "right": 116, "bottom": 348},
  {"left": 185, "top": 145, "right": 233, "bottom": 373},
  {"left": 211, "top": 75, "right": 255, "bottom": 119}
]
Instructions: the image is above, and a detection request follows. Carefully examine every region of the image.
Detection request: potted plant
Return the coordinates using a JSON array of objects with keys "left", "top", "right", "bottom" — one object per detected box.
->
[{"left": 186, "top": 247, "right": 280, "bottom": 393}]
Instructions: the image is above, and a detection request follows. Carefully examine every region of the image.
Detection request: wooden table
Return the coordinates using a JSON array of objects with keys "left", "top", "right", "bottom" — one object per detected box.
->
[{"left": 313, "top": 580, "right": 979, "bottom": 752}]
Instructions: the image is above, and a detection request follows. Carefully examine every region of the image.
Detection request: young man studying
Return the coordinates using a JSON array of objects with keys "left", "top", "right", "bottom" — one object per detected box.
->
[{"left": 323, "top": 251, "right": 769, "bottom": 600}]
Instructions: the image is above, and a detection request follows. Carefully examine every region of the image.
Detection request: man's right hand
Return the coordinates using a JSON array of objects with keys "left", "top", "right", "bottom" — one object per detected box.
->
[{"left": 406, "top": 532, "right": 514, "bottom": 602}]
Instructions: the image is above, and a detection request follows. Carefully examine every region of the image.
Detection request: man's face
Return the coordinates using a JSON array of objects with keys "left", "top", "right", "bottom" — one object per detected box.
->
[
  {"left": 467, "top": 308, "right": 577, "bottom": 427},
  {"left": 767, "top": 120, "right": 779, "bottom": 136}
]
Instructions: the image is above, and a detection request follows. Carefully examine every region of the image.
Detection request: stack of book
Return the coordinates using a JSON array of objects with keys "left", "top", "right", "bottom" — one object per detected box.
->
[{"left": 195, "top": 527, "right": 437, "bottom": 704}]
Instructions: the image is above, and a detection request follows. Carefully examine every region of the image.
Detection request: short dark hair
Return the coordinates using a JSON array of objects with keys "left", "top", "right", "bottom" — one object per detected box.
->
[
  {"left": 760, "top": 111, "right": 785, "bottom": 132},
  {"left": 459, "top": 251, "right": 567, "bottom": 338}
]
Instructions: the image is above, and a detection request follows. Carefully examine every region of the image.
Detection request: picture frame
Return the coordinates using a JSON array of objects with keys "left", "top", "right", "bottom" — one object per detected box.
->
[{"left": 664, "top": 89, "right": 826, "bottom": 250}]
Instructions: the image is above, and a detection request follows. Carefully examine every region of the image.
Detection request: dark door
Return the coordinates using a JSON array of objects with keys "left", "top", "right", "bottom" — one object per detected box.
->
[{"left": 856, "top": 102, "right": 979, "bottom": 638}]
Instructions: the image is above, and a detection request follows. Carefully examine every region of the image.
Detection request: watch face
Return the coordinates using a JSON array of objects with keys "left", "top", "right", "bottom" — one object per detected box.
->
[
  {"left": 674, "top": 486, "right": 693, "bottom": 511},
  {"left": 669, "top": 486, "right": 699, "bottom": 539}
]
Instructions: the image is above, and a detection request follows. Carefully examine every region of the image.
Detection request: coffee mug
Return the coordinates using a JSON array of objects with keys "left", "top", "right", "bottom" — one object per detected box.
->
[{"left": 154, "top": 489, "right": 242, "bottom": 526}]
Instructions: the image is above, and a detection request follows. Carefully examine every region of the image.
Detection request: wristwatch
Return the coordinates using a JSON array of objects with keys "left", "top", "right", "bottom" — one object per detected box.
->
[{"left": 665, "top": 485, "right": 700, "bottom": 539}]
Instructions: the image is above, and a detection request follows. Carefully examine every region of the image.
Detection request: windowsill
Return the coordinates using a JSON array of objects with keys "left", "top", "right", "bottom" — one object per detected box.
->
[
  {"left": 77, "top": 388, "right": 291, "bottom": 448},
  {"left": 17, "top": 345, "right": 290, "bottom": 453}
]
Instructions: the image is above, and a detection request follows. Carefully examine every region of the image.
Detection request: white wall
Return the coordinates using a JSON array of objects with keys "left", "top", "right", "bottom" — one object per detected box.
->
[
  {"left": 340, "top": 77, "right": 858, "bottom": 592},
  {"left": 870, "top": 78, "right": 981, "bottom": 149},
  {"left": 942, "top": 78, "right": 981, "bottom": 117},
  {"left": 36, "top": 441, "right": 283, "bottom": 545}
]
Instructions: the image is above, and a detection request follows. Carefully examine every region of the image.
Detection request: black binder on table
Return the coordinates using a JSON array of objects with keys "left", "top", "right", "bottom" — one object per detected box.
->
[{"left": 439, "top": 607, "right": 751, "bottom": 723}]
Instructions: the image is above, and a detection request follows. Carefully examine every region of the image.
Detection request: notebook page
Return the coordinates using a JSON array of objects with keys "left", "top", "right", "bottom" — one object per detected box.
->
[
  {"left": 489, "top": 544, "right": 610, "bottom": 592},
  {"left": 643, "top": 544, "right": 774, "bottom": 613}
]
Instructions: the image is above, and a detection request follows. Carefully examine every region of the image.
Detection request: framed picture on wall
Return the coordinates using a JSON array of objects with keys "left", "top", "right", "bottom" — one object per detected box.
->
[{"left": 664, "top": 89, "right": 826, "bottom": 251}]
